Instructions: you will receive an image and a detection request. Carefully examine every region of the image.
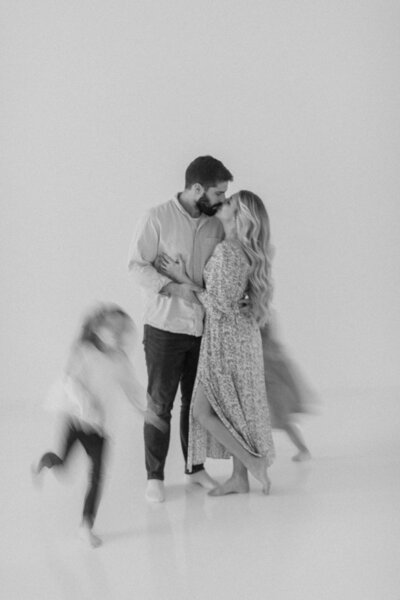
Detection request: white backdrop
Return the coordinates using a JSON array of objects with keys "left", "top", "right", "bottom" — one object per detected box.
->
[{"left": 1, "top": 1, "right": 399, "bottom": 408}]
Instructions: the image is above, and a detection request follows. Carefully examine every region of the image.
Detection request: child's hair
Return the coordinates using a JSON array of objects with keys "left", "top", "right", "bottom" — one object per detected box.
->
[{"left": 78, "top": 303, "right": 132, "bottom": 352}]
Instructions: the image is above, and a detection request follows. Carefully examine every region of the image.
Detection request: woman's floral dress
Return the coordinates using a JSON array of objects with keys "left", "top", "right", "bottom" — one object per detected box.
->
[{"left": 187, "top": 240, "right": 275, "bottom": 470}]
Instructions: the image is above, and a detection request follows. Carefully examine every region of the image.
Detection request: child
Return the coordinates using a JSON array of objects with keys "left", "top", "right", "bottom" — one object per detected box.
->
[
  {"left": 32, "top": 303, "right": 165, "bottom": 548},
  {"left": 261, "top": 320, "right": 315, "bottom": 462}
]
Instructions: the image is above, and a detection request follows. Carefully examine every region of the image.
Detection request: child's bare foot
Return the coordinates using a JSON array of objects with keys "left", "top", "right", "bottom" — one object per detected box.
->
[
  {"left": 30, "top": 461, "right": 44, "bottom": 488},
  {"left": 208, "top": 474, "right": 249, "bottom": 496},
  {"left": 292, "top": 449, "right": 311, "bottom": 462},
  {"left": 78, "top": 523, "right": 102, "bottom": 548}
]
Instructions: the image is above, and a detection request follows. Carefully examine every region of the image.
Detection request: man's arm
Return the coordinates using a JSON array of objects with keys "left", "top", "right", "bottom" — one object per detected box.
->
[
  {"left": 160, "top": 281, "right": 200, "bottom": 304},
  {"left": 128, "top": 212, "right": 171, "bottom": 293},
  {"left": 128, "top": 213, "right": 199, "bottom": 304},
  {"left": 154, "top": 254, "right": 200, "bottom": 304}
]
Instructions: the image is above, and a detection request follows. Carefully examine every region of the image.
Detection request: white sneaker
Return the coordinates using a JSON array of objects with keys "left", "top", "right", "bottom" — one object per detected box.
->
[
  {"left": 185, "top": 470, "right": 217, "bottom": 490},
  {"left": 145, "top": 479, "right": 165, "bottom": 503}
]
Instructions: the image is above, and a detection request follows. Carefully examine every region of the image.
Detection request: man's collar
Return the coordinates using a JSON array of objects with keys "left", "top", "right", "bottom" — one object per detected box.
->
[{"left": 172, "top": 194, "right": 204, "bottom": 220}]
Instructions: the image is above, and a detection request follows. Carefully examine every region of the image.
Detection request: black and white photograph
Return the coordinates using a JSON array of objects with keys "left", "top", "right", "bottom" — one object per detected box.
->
[{"left": 1, "top": 2, "right": 399, "bottom": 599}]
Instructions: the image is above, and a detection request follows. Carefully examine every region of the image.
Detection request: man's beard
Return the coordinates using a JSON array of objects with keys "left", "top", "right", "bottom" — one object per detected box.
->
[{"left": 196, "top": 194, "right": 222, "bottom": 216}]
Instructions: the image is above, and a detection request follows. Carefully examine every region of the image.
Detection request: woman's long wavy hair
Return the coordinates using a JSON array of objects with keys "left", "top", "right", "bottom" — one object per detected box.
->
[{"left": 235, "top": 190, "right": 273, "bottom": 327}]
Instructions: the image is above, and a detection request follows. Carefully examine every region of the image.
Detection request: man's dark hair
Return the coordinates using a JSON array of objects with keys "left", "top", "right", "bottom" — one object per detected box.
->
[{"left": 185, "top": 155, "right": 233, "bottom": 190}]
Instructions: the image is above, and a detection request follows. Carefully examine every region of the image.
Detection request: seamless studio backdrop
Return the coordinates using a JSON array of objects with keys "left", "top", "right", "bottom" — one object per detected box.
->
[{"left": 1, "top": 1, "right": 399, "bottom": 411}]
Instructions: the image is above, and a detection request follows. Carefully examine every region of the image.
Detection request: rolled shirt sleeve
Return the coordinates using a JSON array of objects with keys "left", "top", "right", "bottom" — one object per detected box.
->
[
  {"left": 127, "top": 197, "right": 223, "bottom": 336},
  {"left": 128, "top": 212, "right": 171, "bottom": 293}
]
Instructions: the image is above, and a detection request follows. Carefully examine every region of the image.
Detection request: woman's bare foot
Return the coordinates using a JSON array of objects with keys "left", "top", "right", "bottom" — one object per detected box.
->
[
  {"left": 248, "top": 456, "right": 271, "bottom": 495},
  {"left": 208, "top": 474, "right": 250, "bottom": 496},
  {"left": 185, "top": 469, "right": 217, "bottom": 490}
]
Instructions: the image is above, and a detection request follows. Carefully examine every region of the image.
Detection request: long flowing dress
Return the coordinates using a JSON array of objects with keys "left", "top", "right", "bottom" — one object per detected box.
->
[{"left": 187, "top": 240, "right": 275, "bottom": 470}]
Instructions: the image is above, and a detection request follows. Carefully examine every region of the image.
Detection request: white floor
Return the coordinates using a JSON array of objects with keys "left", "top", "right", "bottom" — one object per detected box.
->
[{"left": 1, "top": 389, "right": 400, "bottom": 600}]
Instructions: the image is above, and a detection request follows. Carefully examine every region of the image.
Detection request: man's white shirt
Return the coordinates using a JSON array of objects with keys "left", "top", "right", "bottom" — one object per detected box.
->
[{"left": 128, "top": 195, "right": 223, "bottom": 336}]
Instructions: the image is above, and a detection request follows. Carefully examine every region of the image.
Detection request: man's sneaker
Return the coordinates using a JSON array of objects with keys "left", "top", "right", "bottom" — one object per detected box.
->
[{"left": 145, "top": 479, "right": 165, "bottom": 503}]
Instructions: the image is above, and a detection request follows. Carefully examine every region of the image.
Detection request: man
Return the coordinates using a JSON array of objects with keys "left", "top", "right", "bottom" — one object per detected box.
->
[{"left": 128, "top": 156, "right": 233, "bottom": 502}]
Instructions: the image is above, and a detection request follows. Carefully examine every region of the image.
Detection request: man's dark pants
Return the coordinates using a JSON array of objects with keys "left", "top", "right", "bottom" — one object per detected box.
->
[{"left": 143, "top": 324, "right": 204, "bottom": 480}]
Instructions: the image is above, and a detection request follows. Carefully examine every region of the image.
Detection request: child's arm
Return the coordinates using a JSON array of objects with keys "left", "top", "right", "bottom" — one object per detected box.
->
[
  {"left": 115, "top": 353, "right": 167, "bottom": 432},
  {"left": 65, "top": 343, "right": 97, "bottom": 403}
]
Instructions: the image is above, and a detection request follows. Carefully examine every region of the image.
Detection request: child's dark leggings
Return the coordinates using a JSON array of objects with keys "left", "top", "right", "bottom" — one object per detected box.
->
[{"left": 38, "top": 418, "right": 106, "bottom": 528}]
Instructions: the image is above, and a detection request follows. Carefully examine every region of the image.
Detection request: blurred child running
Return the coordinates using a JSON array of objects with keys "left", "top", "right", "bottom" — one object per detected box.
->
[
  {"left": 32, "top": 303, "right": 165, "bottom": 548},
  {"left": 261, "top": 316, "right": 315, "bottom": 462}
]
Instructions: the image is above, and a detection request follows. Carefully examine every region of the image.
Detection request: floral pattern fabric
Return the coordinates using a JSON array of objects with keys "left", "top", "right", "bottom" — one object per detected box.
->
[{"left": 187, "top": 240, "right": 275, "bottom": 469}]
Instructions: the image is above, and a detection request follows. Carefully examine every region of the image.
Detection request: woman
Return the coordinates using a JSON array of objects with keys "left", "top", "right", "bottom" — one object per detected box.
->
[{"left": 159, "top": 190, "right": 275, "bottom": 495}]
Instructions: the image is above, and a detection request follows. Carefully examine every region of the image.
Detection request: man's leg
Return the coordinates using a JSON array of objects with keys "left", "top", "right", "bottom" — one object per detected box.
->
[{"left": 143, "top": 325, "right": 188, "bottom": 485}]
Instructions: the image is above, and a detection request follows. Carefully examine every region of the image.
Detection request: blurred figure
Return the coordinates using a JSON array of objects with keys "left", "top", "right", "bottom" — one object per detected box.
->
[
  {"left": 32, "top": 303, "right": 164, "bottom": 548},
  {"left": 261, "top": 316, "right": 314, "bottom": 461}
]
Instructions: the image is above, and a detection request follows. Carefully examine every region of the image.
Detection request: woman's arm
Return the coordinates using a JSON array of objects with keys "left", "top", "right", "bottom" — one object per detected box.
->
[
  {"left": 157, "top": 254, "right": 204, "bottom": 292},
  {"left": 196, "top": 243, "right": 243, "bottom": 315},
  {"left": 159, "top": 245, "right": 246, "bottom": 315}
]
